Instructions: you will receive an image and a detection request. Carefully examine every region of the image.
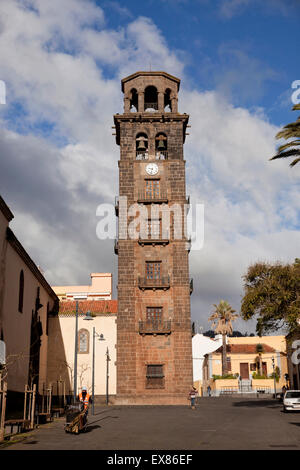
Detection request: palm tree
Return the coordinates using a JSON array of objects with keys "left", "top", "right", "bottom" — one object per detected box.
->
[
  {"left": 270, "top": 104, "right": 300, "bottom": 167},
  {"left": 208, "top": 300, "right": 238, "bottom": 376},
  {"left": 255, "top": 343, "right": 265, "bottom": 376}
]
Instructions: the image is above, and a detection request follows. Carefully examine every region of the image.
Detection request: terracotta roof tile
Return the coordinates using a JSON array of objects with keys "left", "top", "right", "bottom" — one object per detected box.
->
[
  {"left": 59, "top": 300, "right": 117, "bottom": 315},
  {"left": 215, "top": 343, "right": 276, "bottom": 354}
]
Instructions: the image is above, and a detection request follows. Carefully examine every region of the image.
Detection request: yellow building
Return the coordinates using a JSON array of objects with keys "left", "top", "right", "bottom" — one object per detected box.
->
[{"left": 202, "top": 335, "right": 288, "bottom": 396}]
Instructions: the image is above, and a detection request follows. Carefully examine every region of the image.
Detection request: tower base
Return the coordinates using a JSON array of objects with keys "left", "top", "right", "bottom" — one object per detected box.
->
[{"left": 115, "top": 394, "right": 189, "bottom": 406}]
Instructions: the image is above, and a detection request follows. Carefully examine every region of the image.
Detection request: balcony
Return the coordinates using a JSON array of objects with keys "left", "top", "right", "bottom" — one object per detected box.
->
[
  {"left": 137, "top": 189, "right": 168, "bottom": 204},
  {"left": 115, "top": 196, "right": 119, "bottom": 216},
  {"left": 138, "top": 235, "right": 169, "bottom": 247},
  {"left": 136, "top": 150, "right": 149, "bottom": 160},
  {"left": 186, "top": 195, "right": 190, "bottom": 213},
  {"left": 155, "top": 150, "right": 168, "bottom": 160},
  {"left": 114, "top": 239, "right": 118, "bottom": 255},
  {"left": 186, "top": 237, "right": 192, "bottom": 252},
  {"left": 138, "top": 275, "right": 170, "bottom": 291},
  {"left": 190, "top": 278, "right": 193, "bottom": 295},
  {"left": 139, "top": 320, "right": 172, "bottom": 335}
]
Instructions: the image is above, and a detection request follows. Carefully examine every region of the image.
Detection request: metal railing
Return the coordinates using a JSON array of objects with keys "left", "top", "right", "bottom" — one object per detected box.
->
[
  {"left": 138, "top": 275, "right": 170, "bottom": 290},
  {"left": 155, "top": 150, "right": 168, "bottom": 160},
  {"left": 136, "top": 150, "right": 149, "bottom": 160},
  {"left": 137, "top": 188, "right": 168, "bottom": 203},
  {"left": 139, "top": 320, "right": 172, "bottom": 335}
]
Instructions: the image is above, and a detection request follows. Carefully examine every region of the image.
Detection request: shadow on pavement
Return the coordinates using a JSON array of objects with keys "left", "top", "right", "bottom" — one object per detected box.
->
[
  {"left": 88, "top": 415, "right": 119, "bottom": 426},
  {"left": 232, "top": 400, "right": 281, "bottom": 408},
  {"left": 85, "top": 425, "right": 101, "bottom": 433}
]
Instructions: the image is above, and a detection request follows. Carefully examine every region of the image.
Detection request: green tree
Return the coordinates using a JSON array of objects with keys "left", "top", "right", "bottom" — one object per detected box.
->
[
  {"left": 270, "top": 104, "right": 300, "bottom": 167},
  {"left": 241, "top": 259, "right": 300, "bottom": 335},
  {"left": 208, "top": 300, "right": 238, "bottom": 375}
]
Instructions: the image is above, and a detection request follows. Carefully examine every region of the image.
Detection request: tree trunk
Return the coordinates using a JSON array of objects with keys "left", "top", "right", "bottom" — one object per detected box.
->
[
  {"left": 259, "top": 354, "right": 262, "bottom": 375},
  {"left": 222, "top": 334, "right": 227, "bottom": 376}
]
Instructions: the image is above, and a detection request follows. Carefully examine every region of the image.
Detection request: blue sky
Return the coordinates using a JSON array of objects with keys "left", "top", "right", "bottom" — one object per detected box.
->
[
  {"left": 100, "top": 0, "right": 300, "bottom": 125},
  {"left": 0, "top": 0, "right": 299, "bottom": 333}
]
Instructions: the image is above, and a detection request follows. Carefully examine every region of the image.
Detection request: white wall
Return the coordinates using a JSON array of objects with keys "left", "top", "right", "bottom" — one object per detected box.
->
[
  {"left": 192, "top": 334, "right": 223, "bottom": 382},
  {"left": 48, "top": 313, "right": 117, "bottom": 396}
]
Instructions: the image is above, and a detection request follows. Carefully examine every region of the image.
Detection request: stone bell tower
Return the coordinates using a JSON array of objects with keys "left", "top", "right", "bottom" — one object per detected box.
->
[{"left": 114, "top": 71, "right": 193, "bottom": 405}]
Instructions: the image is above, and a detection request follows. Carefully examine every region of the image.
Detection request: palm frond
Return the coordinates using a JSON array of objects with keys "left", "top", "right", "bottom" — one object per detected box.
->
[
  {"left": 290, "top": 157, "right": 300, "bottom": 167},
  {"left": 270, "top": 149, "right": 300, "bottom": 162}
]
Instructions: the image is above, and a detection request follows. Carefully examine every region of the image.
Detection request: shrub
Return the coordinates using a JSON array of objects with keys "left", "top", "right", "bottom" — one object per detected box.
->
[
  {"left": 212, "top": 374, "right": 237, "bottom": 381},
  {"left": 252, "top": 372, "right": 268, "bottom": 379}
]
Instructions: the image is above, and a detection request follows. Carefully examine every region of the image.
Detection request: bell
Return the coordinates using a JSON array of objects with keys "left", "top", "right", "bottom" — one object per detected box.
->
[
  {"left": 137, "top": 139, "right": 146, "bottom": 150},
  {"left": 157, "top": 140, "right": 165, "bottom": 150}
]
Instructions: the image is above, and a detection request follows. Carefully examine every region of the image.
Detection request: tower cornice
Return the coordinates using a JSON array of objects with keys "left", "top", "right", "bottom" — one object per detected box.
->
[
  {"left": 121, "top": 71, "right": 181, "bottom": 92},
  {"left": 113, "top": 112, "right": 189, "bottom": 145}
]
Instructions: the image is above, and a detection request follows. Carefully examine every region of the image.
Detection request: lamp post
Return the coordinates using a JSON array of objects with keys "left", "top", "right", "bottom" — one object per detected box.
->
[
  {"left": 272, "top": 356, "right": 277, "bottom": 399},
  {"left": 73, "top": 300, "right": 93, "bottom": 404},
  {"left": 83, "top": 312, "right": 105, "bottom": 415},
  {"left": 92, "top": 327, "right": 105, "bottom": 415},
  {"left": 106, "top": 347, "right": 111, "bottom": 405}
]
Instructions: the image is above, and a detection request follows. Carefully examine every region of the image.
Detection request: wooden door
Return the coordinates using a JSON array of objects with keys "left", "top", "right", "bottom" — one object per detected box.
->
[{"left": 240, "top": 363, "right": 249, "bottom": 379}]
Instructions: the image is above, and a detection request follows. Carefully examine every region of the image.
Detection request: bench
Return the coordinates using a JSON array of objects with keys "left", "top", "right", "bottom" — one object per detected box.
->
[
  {"left": 4, "top": 419, "right": 31, "bottom": 435},
  {"left": 220, "top": 387, "right": 239, "bottom": 395},
  {"left": 255, "top": 387, "right": 271, "bottom": 394}
]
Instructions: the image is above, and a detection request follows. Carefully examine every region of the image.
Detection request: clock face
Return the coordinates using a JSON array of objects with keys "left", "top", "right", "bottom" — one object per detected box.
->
[{"left": 146, "top": 163, "right": 158, "bottom": 175}]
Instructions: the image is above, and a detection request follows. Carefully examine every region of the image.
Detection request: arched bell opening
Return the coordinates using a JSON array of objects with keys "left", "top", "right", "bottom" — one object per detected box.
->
[
  {"left": 144, "top": 86, "right": 158, "bottom": 112},
  {"left": 164, "top": 89, "right": 172, "bottom": 112},
  {"left": 155, "top": 133, "right": 168, "bottom": 160},
  {"left": 130, "top": 88, "right": 138, "bottom": 112},
  {"left": 136, "top": 132, "right": 149, "bottom": 160}
]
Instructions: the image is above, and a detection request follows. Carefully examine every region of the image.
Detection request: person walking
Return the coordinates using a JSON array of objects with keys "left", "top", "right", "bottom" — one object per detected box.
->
[
  {"left": 188, "top": 386, "right": 198, "bottom": 409},
  {"left": 207, "top": 385, "right": 211, "bottom": 397}
]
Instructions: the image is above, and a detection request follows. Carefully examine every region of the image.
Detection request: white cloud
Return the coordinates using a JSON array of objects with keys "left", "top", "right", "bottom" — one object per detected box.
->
[{"left": 0, "top": 0, "right": 299, "bottom": 334}]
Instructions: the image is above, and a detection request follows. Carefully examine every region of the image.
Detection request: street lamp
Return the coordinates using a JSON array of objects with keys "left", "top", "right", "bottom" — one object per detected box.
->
[
  {"left": 272, "top": 356, "right": 277, "bottom": 399},
  {"left": 83, "top": 314, "right": 105, "bottom": 415},
  {"left": 73, "top": 300, "right": 93, "bottom": 404},
  {"left": 106, "top": 347, "right": 111, "bottom": 405}
]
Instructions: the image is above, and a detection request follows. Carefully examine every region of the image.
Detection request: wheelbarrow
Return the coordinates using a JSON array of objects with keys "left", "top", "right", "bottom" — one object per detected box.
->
[{"left": 64, "top": 404, "right": 88, "bottom": 434}]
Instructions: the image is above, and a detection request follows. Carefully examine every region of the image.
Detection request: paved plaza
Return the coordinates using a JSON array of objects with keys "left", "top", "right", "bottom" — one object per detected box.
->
[{"left": 2, "top": 397, "right": 300, "bottom": 451}]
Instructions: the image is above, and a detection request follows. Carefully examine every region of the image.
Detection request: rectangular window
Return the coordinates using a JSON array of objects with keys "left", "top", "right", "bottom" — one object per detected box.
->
[
  {"left": 146, "top": 364, "right": 164, "bottom": 389},
  {"left": 148, "top": 218, "right": 161, "bottom": 238},
  {"left": 145, "top": 179, "right": 160, "bottom": 199},
  {"left": 146, "top": 261, "right": 161, "bottom": 280},
  {"left": 226, "top": 357, "right": 232, "bottom": 371},
  {"left": 146, "top": 307, "right": 162, "bottom": 324}
]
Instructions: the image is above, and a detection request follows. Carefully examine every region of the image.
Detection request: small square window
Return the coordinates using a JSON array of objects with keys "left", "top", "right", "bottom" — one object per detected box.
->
[{"left": 146, "top": 364, "right": 165, "bottom": 389}]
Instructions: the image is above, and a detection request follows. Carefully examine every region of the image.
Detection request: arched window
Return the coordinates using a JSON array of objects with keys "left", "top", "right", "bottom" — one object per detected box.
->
[
  {"left": 18, "top": 270, "right": 24, "bottom": 313},
  {"left": 136, "top": 132, "right": 148, "bottom": 160},
  {"left": 155, "top": 133, "right": 168, "bottom": 160},
  {"left": 144, "top": 86, "right": 158, "bottom": 111},
  {"left": 164, "top": 89, "right": 172, "bottom": 112},
  {"left": 78, "top": 329, "right": 89, "bottom": 354},
  {"left": 130, "top": 88, "right": 138, "bottom": 112}
]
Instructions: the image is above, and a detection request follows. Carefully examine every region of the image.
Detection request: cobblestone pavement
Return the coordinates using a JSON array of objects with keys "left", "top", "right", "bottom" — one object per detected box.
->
[{"left": 2, "top": 397, "right": 300, "bottom": 450}]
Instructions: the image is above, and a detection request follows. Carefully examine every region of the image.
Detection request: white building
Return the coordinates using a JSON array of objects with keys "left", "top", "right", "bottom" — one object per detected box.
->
[
  {"left": 192, "top": 333, "right": 223, "bottom": 395},
  {"left": 47, "top": 299, "right": 117, "bottom": 402}
]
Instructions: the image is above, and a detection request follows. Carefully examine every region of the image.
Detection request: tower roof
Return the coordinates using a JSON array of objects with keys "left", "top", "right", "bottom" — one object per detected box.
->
[{"left": 121, "top": 71, "right": 181, "bottom": 92}]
